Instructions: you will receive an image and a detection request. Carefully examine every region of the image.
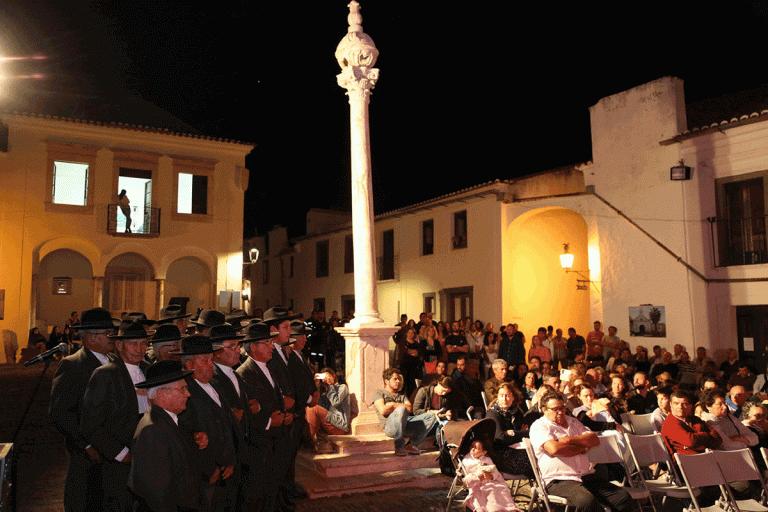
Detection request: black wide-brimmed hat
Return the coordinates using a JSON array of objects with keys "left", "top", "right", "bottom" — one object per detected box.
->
[
  {"left": 242, "top": 322, "right": 280, "bottom": 343},
  {"left": 135, "top": 360, "right": 193, "bottom": 389},
  {"left": 262, "top": 306, "right": 300, "bottom": 326},
  {"left": 108, "top": 319, "right": 155, "bottom": 339},
  {"left": 190, "top": 309, "right": 228, "bottom": 328},
  {"left": 125, "top": 312, "right": 156, "bottom": 326},
  {"left": 74, "top": 307, "right": 117, "bottom": 331},
  {"left": 225, "top": 309, "right": 251, "bottom": 326},
  {"left": 154, "top": 304, "right": 192, "bottom": 325},
  {"left": 289, "top": 320, "right": 313, "bottom": 339},
  {"left": 170, "top": 334, "right": 222, "bottom": 355},
  {"left": 208, "top": 324, "right": 246, "bottom": 343},
  {"left": 148, "top": 324, "right": 184, "bottom": 346}
]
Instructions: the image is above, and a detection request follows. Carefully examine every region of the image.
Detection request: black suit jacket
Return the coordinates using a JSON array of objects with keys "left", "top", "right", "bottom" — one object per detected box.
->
[
  {"left": 286, "top": 350, "right": 316, "bottom": 416},
  {"left": 178, "top": 378, "right": 237, "bottom": 478},
  {"left": 268, "top": 346, "right": 298, "bottom": 414},
  {"left": 49, "top": 347, "right": 105, "bottom": 450},
  {"left": 211, "top": 364, "right": 249, "bottom": 458},
  {"left": 236, "top": 357, "right": 285, "bottom": 441},
  {"left": 130, "top": 406, "right": 199, "bottom": 512},
  {"left": 80, "top": 356, "right": 142, "bottom": 460}
]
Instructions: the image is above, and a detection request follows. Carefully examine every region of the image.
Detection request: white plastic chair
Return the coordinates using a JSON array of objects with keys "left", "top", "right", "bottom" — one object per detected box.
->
[
  {"left": 674, "top": 451, "right": 731, "bottom": 512},
  {"left": 712, "top": 448, "right": 768, "bottom": 512},
  {"left": 623, "top": 432, "right": 693, "bottom": 505},
  {"left": 588, "top": 432, "right": 655, "bottom": 512},
  {"left": 624, "top": 413, "right": 658, "bottom": 435},
  {"left": 523, "top": 437, "right": 576, "bottom": 512}
]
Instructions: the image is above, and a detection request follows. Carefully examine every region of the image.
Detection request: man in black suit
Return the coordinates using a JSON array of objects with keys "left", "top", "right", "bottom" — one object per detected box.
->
[
  {"left": 175, "top": 334, "right": 239, "bottom": 511},
  {"left": 236, "top": 322, "right": 293, "bottom": 512},
  {"left": 286, "top": 320, "right": 318, "bottom": 442},
  {"left": 130, "top": 360, "right": 201, "bottom": 512},
  {"left": 49, "top": 307, "right": 115, "bottom": 512},
  {"left": 81, "top": 319, "right": 150, "bottom": 512},
  {"left": 210, "top": 324, "right": 252, "bottom": 512},
  {"left": 264, "top": 307, "right": 306, "bottom": 507}
]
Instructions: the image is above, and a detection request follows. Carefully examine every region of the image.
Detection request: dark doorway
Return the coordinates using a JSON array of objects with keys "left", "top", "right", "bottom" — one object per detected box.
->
[{"left": 736, "top": 305, "right": 768, "bottom": 373}]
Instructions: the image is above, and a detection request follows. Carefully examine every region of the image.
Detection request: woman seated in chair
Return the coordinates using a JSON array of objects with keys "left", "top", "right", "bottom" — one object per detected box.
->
[
  {"left": 700, "top": 388, "right": 758, "bottom": 451},
  {"left": 485, "top": 382, "right": 533, "bottom": 478}
]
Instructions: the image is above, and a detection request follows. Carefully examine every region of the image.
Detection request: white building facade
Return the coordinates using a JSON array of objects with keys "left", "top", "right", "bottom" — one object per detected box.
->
[{"left": 250, "top": 76, "right": 768, "bottom": 362}]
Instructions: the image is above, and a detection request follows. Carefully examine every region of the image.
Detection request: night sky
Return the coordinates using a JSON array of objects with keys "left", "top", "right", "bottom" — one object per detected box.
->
[{"left": 2, "top": 1, "right": 768, "bottom": 238}]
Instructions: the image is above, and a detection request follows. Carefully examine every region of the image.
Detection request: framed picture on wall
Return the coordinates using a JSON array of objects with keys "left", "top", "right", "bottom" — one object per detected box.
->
[{"left": 628, "top": 305, "right": 665, "bottom": 337}]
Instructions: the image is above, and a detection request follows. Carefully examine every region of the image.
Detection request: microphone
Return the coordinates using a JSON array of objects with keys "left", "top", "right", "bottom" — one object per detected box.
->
[{"left": 24, "top": 343, "right": 68, "bottom": 366}]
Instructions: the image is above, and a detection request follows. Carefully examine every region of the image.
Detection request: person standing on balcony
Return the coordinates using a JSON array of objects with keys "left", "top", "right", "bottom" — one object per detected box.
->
[{"left": 117, "top": 189, "right": 131, "bottom": 233}]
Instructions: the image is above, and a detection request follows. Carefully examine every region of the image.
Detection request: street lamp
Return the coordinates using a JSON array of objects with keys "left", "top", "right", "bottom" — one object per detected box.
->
[{"left": 560, "top": 242, "right": 591, "bottom": 291}]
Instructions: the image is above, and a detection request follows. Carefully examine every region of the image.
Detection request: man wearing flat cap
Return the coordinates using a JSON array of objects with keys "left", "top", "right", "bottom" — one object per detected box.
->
[
  {"left": 129, "top": 360, "right": 201, "bottom": 512},
  {"left": 236, "top": 323, "right": 292, "bottom": 512},
  {"left": 175, "top": 335, "right": 238, "bottom": 511},
  {"left": 81, "top": 319, "right": 151, "bottom": 512},
  {"left": 50, "top": 307, "right": 115, "bottom": 512}
]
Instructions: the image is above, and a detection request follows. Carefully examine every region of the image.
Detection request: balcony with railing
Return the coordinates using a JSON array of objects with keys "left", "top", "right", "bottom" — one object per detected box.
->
[
  {"left": 712, "top": 215, "right": 767, "bottom": 267},
  {"left": 108, "top": 204, "right": 161, "bottom": 237}
]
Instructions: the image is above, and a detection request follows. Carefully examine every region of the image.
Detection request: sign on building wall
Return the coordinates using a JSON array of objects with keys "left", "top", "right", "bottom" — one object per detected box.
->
[
  {"left": 628, "top": 305, "right": 665, "bottom": 337},
  {"left": 0, "top": 290, "right": 4, "bottom": 319}
]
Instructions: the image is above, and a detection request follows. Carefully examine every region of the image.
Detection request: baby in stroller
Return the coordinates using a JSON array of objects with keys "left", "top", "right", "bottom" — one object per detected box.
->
[{"left": 462, "top": 438, "right": 519, "bottom": 512}]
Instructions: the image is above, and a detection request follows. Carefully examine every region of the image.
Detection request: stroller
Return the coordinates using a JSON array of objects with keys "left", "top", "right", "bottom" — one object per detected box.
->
[{"left": 440, "top": 418, "right": 531, "bottom": 511}]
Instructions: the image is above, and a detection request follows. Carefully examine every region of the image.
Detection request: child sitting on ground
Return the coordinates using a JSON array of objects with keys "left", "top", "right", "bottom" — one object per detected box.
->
[{"left": 462, "top": 438, "right": 519, "bottom": 512}]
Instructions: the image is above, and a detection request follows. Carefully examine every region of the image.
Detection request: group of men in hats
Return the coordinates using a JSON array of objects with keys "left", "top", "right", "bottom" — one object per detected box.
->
[{"left": 49, "top": 304, "right": 316, "bottom": 512}]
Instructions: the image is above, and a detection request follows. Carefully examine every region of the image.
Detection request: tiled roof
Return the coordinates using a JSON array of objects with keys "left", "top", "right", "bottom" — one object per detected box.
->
[{"left": 682, "top": 83, "right": 768, "bottom": 136}]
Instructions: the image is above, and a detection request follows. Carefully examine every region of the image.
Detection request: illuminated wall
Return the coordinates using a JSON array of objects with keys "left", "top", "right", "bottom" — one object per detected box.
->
[{"left": 503, "top": 206, "right": 590, "bottom": 343}]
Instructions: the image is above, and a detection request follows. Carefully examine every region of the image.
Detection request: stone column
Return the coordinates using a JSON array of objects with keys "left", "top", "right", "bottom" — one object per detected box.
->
[
  {"left": 336, "top": 0, "right": 382, "bottom": 327},
  {"left": 335, "top": 2, "right": 396, "bottom": 435},
  {"left": 92, "top": 276, "right": 104, "bottom": 307}
]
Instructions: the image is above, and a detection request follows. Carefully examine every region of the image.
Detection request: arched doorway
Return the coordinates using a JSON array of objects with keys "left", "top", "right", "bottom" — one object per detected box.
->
[
  {"left": 104, "top": 253, "right": 155, "bottom": 317},
  {"left": 165, "top": 256, "right": 212, "bottom": 314},
  {"left": 504, "top": 207, "right": 591, "bottom": 339},
  {"left": 37, "top": 249, "right": 94, "bottom": 330}
]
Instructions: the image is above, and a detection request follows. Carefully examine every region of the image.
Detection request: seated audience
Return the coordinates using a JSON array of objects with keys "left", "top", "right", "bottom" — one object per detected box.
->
[
  {"left": 650, "top": 386, "right": 673, "bottom": 432},
  {"left": 462, "top": 439, "right": 520, "bottom": 512},
  {"left": 728, "top": 363, "right": 757, "bottom": 393},
  {"left": 572, "top": 385, "right": 621, "bottom": 433},
  {"left": 373, "top": 368, "right": 438, "bottom": 457},
  {"left": 627, "top": 372, "right": 657, "bottom": 414},
  {"left": 485, "top": 382, "right": 533, "bottom": 478},
  {"left": 413, "top": 376, "right": 470, "bottom": 423},
  {"left": 700, "top": 388, "right": 757, "bottom": 451},
  {"left": 306, "top": 368, "right": 350, "bottom": 453},
  {"left": 530, "top": 391, "right": 632, "bottom": 512},
  {"left": 484, "top": 359, "right": 511, "bottom": 404},
  {"left": 521, "top": 371, "right": 538, "bottom": 400}
]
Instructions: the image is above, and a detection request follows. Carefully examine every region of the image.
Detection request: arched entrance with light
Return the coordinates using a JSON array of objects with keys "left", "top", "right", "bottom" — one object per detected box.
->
[
  {"left": 164, "top": 256, "right": 213, "bottom": 314},
  {"left": 37, "top": 249, "right": 94, "bottom": 330},
  {"left": 104, "top": 253, "right": 155, "bottom": 316},
  {"left": 504, "top": 207, "right": 591, "bottom": 341}
]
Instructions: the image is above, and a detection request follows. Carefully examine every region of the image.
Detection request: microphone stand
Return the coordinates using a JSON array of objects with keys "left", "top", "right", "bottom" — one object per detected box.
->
[{"left": 11, "top": 358, "right": 55, "bottom": 443}]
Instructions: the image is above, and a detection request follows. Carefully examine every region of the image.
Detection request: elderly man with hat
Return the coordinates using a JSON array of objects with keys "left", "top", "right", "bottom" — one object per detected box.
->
[
  {"left": 236, "top": 322, "right": 293, "bottom": 512},
  {"left": 173, "top": 334, "right": 238, "bottom": 511},
  {"left": 210, "top": 323, "right": 252, "bottom": 512},
  {"left": 263, "top": 307, "right": 308, "bottom": 505},
  {"left": 50, "top": 307, "right": 115, "bottom": 512},
  {"left": 154, "top": 303, "right": 192, "bottom": 333},
  {"left": 141, "top": 324, "right": 184, "bottom": 371},
  {"left": 285, "top": 320, "right": 317, "bottom": 448},
  {"left": 192, "top": 309, "right": 229, "bottom": 335},
  {"left": 80, "top": 319, "right": 152, "bottom": 512},
  {"left": 129, "top": 360, "right": 201, "bottom": 512}
]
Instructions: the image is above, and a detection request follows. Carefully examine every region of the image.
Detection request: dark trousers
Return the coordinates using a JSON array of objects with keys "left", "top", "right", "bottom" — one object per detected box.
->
[
  {"left": 63, "top": 447, "right": 103, "bottom": 512},
  {"left": 547, "top": 473, "right": 632, "bottom": 512}
]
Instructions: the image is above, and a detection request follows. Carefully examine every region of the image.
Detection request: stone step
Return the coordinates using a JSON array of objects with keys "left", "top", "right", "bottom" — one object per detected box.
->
[{"left": 297, "top": 445, "right": 440, "bottom": 478}]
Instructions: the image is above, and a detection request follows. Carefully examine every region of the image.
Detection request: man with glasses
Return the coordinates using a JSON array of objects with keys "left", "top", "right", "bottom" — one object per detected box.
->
[
  {"left": 530, "top": 392, "right": 631, "bottom": 512},
  {"left": 50, "top": 307, "right": 116, "bottom": 512}
]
